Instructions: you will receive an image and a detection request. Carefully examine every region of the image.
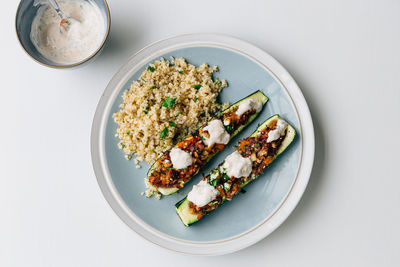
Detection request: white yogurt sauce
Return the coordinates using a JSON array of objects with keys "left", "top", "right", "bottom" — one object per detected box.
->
[
  {"left": 30, "top": 0, "right": 105, "bottom": 64},
  {"left": 267, "top": 119, "right": 288, "bottom": 143},
  {"left": 169, "top": 148, "right": 193, "bottom": 169},
  {"left": 187, "top": 180, "right": 219, "bottom": 207},
  {"left": 222, "top": 151, "right": 252, "bottom": 179},
  {"left": 202, "top": 119, "right": 230, "bottom": 147},
  {"left": 236, "top": 99, "right": 262, "bottom": 116}
]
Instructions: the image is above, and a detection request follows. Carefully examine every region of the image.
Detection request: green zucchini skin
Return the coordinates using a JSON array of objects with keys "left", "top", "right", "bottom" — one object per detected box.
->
[
  {"left": 148, "top": 90, "right": 269, "bottom": 196},
  {"left": 175, "top": 114, "right": 296, "bottom": 226}
]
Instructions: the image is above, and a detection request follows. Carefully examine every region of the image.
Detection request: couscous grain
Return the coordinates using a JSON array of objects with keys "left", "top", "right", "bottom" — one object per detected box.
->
[{"left": 113, "top": 57, "right": 228, "bottom": 165}]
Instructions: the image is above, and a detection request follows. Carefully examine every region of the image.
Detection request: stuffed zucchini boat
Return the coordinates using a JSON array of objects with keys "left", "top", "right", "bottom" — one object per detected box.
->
[
  {"left": 175, "top": 114, "right": 296, "bottom": 226},
  {"left": 147, "top": 90, "right": 269, "bottom": 195}
]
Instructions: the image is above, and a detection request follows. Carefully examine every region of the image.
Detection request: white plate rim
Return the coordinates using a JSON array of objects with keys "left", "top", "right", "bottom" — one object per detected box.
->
[{"left": 90, "top": 33, "right": 315, "bottom": 256}]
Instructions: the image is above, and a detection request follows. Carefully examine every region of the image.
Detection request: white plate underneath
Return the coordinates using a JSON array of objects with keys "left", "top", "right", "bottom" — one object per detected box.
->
[{"left": 91, "top": 33, "right": 315, "bottom": 255}]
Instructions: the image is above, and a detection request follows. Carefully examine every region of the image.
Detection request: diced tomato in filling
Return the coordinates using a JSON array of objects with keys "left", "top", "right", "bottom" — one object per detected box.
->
[
  {"left": 188, "top": 121, "right": 286, "bottom": 216},
  {"left": 148, "top": 136, "right": 224, "bottom": 188},
  {"left": 148, "top": 107, "right": 256, "bottom": 189}
]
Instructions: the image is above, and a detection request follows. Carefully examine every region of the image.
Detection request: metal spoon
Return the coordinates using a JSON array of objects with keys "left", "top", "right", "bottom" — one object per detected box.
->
[{"left": 47, "top": 0, "right": 77, "bottom": 32}]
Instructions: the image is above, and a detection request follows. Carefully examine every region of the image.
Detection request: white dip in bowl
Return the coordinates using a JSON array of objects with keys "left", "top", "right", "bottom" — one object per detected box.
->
[{"left": 30, "top": 0, "right": 105, "bottom": 65}]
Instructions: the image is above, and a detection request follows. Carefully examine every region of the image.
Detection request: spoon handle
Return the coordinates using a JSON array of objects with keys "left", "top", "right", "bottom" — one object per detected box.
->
[{"left": 48, "top": 0, "right": 65, "bottom": 19}]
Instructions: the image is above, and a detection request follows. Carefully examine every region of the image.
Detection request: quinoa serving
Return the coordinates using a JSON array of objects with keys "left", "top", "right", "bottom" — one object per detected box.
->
[{"left": 113, "top": 57, "right": 228, "bottom": 166}]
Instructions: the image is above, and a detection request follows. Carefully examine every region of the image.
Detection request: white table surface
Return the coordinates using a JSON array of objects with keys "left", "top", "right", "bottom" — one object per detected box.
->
[{"left": 2, "top": 0, "right": 400, "bottom": 266}]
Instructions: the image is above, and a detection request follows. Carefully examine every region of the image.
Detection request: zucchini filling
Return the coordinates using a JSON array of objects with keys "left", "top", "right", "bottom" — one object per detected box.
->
[
  {"left": 187, "top": 120, "right": 287, "bottom": 219},
  {"left": 148, "top": 104, "right": 260, "bottom": 189},
  {"left": 175, "top": 115, "right": 296, "bottom": 226}
]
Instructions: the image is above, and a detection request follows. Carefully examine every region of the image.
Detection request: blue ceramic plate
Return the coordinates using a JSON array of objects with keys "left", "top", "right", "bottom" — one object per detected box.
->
[{"left": 91, "top": 34, "right": 314, "bottom": 255}]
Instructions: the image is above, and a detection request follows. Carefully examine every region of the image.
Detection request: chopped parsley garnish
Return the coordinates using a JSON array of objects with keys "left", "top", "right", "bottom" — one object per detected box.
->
[
  {"left": 200, "top": 113, "right": 205, "bottom": 117},
  {"left": 211, "top": 179, "right": 218, "bottom": 187},
  {"left": 161, "top": 97, "right": 176, "bottom": 109},
  {"left": 194, "top": 97, "right": 198, "bottom": 103},
  {"left": 160, "top": 127, "right": 169, "bottom": 139},
  {"left": 178, "top": 70, "right": 184, "bottom": 74},
  {"left": 144, "top": 107, "right": 149, "bottom": 114},
  {"left": 126, "top": 132, "right": 130, "bottom": 135},
  {"left": 223, "top": 174, "right": 230, "bottom": 181},
  {"left": 223, "top": 182, "right": 231, "bottom": 192},
  {"left": 141, "top": 78, "right": 146, "bottom": 82},
  {"left": 147, "top": 66, "right": 155, "bottom": 72},
  {"left": 211, "top": 77, "right": 215, "bottom": 82},
  {"left": 225, "top": 125, "right": 234, "bottom": 132},
  {"left": 193, "top": 84, "right": 202, "bottom": 90},
  {"left": 253, "top": 143, "right": 260, "bottom": 148},
  {"left": 175, "top": 113, "right": 180, "bottom": 117},
  {"left": 169, "top": 121, "right": 176, "bottom": 127},
  {"left": 151, "top": 85, "right": 157, "bottom": 89},
  {"left": 200, "top": 135, "right": 206, "bottom": 141}
]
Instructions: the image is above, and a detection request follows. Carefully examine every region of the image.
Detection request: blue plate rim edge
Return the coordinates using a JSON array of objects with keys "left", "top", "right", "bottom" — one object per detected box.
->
[{"left": 90, "top": 33, "right": 315, "bottom": 255}]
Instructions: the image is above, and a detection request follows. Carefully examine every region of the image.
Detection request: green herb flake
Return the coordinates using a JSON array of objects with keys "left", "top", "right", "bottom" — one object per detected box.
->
[
  {"left": 147, "top": 66, "right": 155, "bottom": 72},
  {"left": 194, "top": 97, "right": 198, "bottom": 103},
  {"left": 200, "top": 135, "right": 206, "bottom": 141},
  {"left": 144, "top": 107, "right": 149, "bottom": 114},
  {"left": 211, "top": 179, "right": 218, "bottom": 187},
  {"left": 200, "top": 113, "right": 205, "bottom": 117},
  {"left": 178, "top": 70, "right": 184, "bottom": 74},
  {"left": 226, "top": 125, "right": 234, "bottom": 132},
  {"left": 223, "top": 182, "right": 231, "bottom": 192},
  {"left": 254, "top": 143, "right": 260, "bottom": 148},
  {"left": 160, "top": 127, "right": 169, "bottom": 139},
  {"left": 151, "top": 85, "right": 157, "bottom": 89},
  {"left": 126, "top": 132, "right": 130, "bottom": 135},
  {"left": 141, "top": 78, "right": 147, "bottom": 82},
  {"left": 211, "top": 77, "right": 215, "bottom": 83},
  {"left": 223, "top": 174, "right": 230, "bottom": 181},
  {"left": 161, "top": 97, "right": 176, "bottom": 109},
  {"left": 193, "top": 84, "right": 202, "bottom": 90},
  {"left": 169, "top": 121, "right": 176, "bottom": 127}
]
